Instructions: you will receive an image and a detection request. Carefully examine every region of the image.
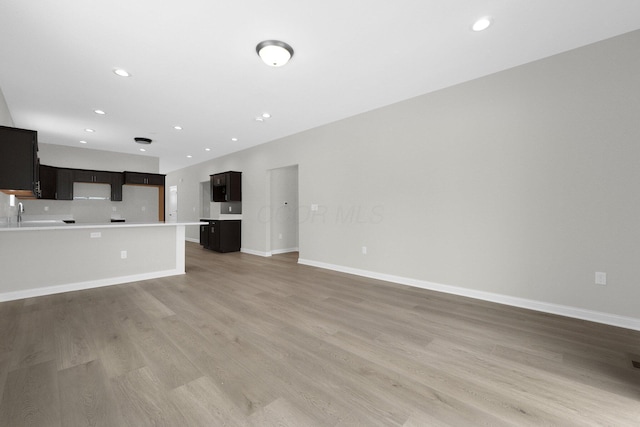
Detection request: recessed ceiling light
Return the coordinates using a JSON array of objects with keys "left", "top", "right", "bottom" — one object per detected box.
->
[
  {"left": 94, "top": 109, "right": 106, "bottom": 115},
  {"left": 205, "top": 148, "right": 211, "bottom": 151},
  {"left": 262, "top": 113, "right": 271, "bottom": 118},
  {"left": 255, "top": 117, "right": 264, "bottom": 122},
  {"left": 113, "top": 68, "right": 131, "bottom": 77},
  {"left": 173, "top": 126, "right": 183, "bottom": 130},
  {"left": 85, "top": 128, "right": 95, "bottom": 133},
  {"left": 139, "top": 148, "right": 146, "bottom": 152},
  {"left": 231, "top": 137, "right": 238, "bottom": 142},
  {"left": 472, "top": 17, "right": 492, "bottom": 32},
  {"left": 186, "top": 155, "right": 193, "bottom": 158},
  {"left": 79, "top": 140, "right": 87, "bottom": 144}
]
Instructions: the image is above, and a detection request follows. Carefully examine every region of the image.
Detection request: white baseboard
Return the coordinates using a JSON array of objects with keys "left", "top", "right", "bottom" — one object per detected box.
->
[
  {"left": 185, "top": 237, "right": 200, "bottom": 243},
  {"left": 0, "top": 269, "right": 185, "bottom": 303},
  {"left": 241, "top": 248, "right": 271, "bottom": 257},
  {"left": 270, "top": 247, "right": 299, "bottom": 255},
  {"left": 242, "top": 247, "right": 299, "bottom": 257},
  {"left": 297, "top": 258, "right": 640, "bottom": 332}
]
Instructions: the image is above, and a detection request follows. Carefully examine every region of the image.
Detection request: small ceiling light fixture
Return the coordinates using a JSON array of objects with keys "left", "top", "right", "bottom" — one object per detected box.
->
[
  {"left": 186, "top": 155, "right": 193, "bottom": 158},
  {"left": 113, "top": 68, "right": 131, "bottom": 77},
  {"left": 231, "top": 137, "right": 238, "bottom": 142},
  {"left": 472, "top": 17, "right": 492, "bottom": 32},
  {"left": 134, "top": 137, "right": 152, "bottom": 145},
  {"left": 256, "top": 40, "right": 294, "bottom": 67},
  {"left": 262, "top": 113, "right": 271, "bottom": 118},
  {"left": 255, "top": 117, "right": 264, "bottom": 122},
  {"left": 205, "top": 148, "right": 211, "bottom": 151},
  {"left": 85, "top": 128, "right": 95, "bottom": 133},
  {"left": 79, "top": 140, "right": 88, "bottom": 144},
  {"left": 94, "top": 109, "right": 106, "bottom": 115},
  {"left": 139, "top": 148, "right": 146, "bottom": 152},
  {"left": 173, "top": 125, "right": 183, "bottom": 130}
]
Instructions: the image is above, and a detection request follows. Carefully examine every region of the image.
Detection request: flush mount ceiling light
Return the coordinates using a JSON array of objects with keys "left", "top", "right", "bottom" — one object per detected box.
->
[
  {"left": 134, "top": 137, "right": 152, "bottom": 145},
  {"left": 173, "top": 125, "right": 183, "bottom": 130},
  {"left": 94, "top": 109, "right": 106, "bottom": 115},
  {"left": 256, "top": 40, "right": 294, "bottom": 67},
  {"left": 85, "top": 128, "right": 95, "bottom": 133},
  {"left": 472, "top": 17, "right": 492, "bottom": 31}
]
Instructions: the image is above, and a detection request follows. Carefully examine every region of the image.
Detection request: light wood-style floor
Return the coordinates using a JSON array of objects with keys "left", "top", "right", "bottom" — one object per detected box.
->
[{"left": 1, "top": 242, "right": 639, "bottom": 426}]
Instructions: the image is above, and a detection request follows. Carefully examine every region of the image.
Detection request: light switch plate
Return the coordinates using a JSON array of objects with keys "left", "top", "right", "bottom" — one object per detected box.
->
[{"left": 595, "top": 272, "right": 607, "bottom": 285}]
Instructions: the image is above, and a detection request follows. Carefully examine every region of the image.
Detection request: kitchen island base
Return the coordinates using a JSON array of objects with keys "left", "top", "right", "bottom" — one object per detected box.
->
[{"left": 0, "top": 222, "right": 199, "bottom": 302}]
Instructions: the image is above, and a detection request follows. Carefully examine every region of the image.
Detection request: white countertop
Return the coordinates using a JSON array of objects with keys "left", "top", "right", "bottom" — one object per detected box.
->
[
  {"left": 0, "top": 221, "right": 204, "bottom": 232},
  {"left": 200, "top": 215, "right": 243, "bottom": 220}
]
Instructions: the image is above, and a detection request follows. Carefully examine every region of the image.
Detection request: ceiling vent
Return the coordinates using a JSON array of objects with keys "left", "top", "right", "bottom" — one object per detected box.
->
[{"left": 134, "top": 137, "right": 152, "bottom": 145}]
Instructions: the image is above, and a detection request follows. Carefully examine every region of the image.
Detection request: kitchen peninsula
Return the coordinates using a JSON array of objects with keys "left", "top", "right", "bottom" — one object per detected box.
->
[{"left": 0, "top": 221, "right": 202, "bottom": 302}]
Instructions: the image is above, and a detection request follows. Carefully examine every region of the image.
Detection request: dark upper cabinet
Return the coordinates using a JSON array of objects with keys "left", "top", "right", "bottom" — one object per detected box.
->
[
  {"left": 0, "top": 125, "right": 39, "bottom": 198},
  {"left": 39, "top": 166, "right": 123, "bottom": 201},
  {"left": 73, "top": 169, "right": 112, "bottom": 184},
  {"left": 124, "top": 171, "right": 165, "bottom": 186},
  {"left": 211, "top": 171, "right": 241, "bottom": 202},
  {"left": 55, "top": 168, "right": 74, "bottom": 200},
  {"left": 38, "top": 164, "right": 57, "bottom": 199},
  {"left": 110, "top": 172, "right": 124, "bottom": 201}
]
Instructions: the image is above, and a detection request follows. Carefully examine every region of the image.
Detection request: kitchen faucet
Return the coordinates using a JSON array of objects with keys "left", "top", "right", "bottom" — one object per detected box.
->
[{"left": 17, "top": 202, "right": 24, "bottom": 223}]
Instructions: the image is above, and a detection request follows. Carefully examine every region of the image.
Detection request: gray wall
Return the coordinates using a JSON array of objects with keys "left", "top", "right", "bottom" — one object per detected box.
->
[
  {"left": 38, "top": 143, "right": 158, "bottom": 173},
  {"left": 0, "top": 86, "right": 15, "bottom": 219},
  {"left": 167, "top": 30, "right": 640, "bottom": 321}
]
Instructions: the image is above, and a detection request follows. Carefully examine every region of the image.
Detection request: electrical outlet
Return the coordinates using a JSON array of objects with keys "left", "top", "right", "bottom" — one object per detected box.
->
[
  {"left": 121, "top": 250, "right": 127, "bottom": 259},
  {"left": 90, "top": 232, "right": 101, "bottom": 238},
  {"left": 44, "top": 206, "right": 49, "bottom": 211},
  {"left": 141, "top": 206, "right": 146, "bottom": 211},
  {"left": 311, "top": 204, "right": 318, "bottom": 212},
  {"left": 278, "top": 233, "right": 283, "bottom": 240},
  {"left": 362, "top": 246, "right": 367, "bottom": 255},
  {"left": 595, "top": 272, "right": 607, "bottom": 285}
]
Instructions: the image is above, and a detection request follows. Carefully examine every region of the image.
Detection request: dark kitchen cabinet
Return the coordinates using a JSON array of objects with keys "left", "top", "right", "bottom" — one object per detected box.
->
[
  {"left": 124, "top": 171, "right": 165, "bottom": 186},
  {"left": 38, "top": 164, "right": 57, "bottom": 199},
  {"left": 0, "top": 125, "right": 39, "bottom": 198},
  {"left": 56, "top": 168, "right": 74, "bottom": 200},
  {"left": 199, "top": 223, "right": 210, "bottom": 248},
  {"left": 110, "top": 172, "right": 123, "bottom": 201},
  {"left": 211, "top": 171, "right": 241, "bottom": 202},
  {"left": 74, "top": 169, "right": 112, "bottom": 184},
  {"left": 199, "top": 219, "right": 241, "bottom": 253}
]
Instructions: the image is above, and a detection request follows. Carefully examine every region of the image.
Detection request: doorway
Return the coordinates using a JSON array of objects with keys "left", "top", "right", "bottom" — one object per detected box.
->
[
  {"left": 168, "top": 185, "right": 178, "bottom": 223},
  {"left": 268, "top": 165, "right": 299, "bottom": 255}
]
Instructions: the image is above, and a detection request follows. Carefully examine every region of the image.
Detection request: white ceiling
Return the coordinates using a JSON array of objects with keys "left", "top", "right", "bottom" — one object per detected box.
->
[{"left": 1, "top": 1, "right": 640, "bottom": 173}]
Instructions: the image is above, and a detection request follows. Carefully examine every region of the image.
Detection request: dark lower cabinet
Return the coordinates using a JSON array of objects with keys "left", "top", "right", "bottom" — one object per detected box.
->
[{"left": 199, "top": 220, "right": 241, "bottom": 253}]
